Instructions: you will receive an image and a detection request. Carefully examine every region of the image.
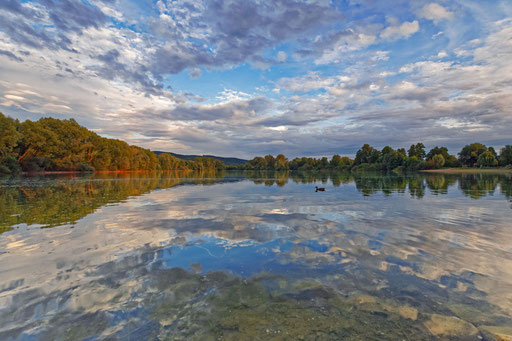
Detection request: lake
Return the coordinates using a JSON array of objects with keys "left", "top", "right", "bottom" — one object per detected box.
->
[{"left": 1, "top": 171, "right": 511, "bottom": 340}]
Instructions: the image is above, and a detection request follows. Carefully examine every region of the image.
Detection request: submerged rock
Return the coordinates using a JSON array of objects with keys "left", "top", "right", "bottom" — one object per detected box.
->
[
  {"left": 424, "top": 314, "right": 479, "bottom": 339},
  {"left": 480, "top": 326, "right": 512, "bottom": 341},
  {"left": 397, "top": 305, "right": 418, "bottom": 321}
]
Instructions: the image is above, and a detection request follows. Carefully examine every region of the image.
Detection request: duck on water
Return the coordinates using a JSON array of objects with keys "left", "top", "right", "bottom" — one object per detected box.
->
[{"left": 315, "top": 186, "right": 325, "bottom": 192}]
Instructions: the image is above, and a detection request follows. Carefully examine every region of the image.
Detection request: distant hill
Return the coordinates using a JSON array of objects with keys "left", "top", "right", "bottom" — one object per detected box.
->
[{"left": 153, "top": 151, "right": 248, "bottom": 166}]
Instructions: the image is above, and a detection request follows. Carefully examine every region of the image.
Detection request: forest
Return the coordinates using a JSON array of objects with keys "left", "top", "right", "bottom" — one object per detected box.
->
[
  {"left": 0, "top": 113, "right": 224, "bottom": 174},
  {"left": 238, "top": 142, "right": 512, "bottom": 172}
]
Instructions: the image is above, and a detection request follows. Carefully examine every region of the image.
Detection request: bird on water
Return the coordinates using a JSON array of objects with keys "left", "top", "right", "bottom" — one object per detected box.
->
[{"left": 315, "top": 186, "right": 325, "bottom": 192}]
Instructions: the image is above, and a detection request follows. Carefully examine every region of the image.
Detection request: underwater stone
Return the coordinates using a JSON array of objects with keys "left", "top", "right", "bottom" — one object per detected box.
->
[
  {"left": 424, "top": 314, "right": 479, "bottom": 338},
  {"left": 479, "top": 326, "right": 512, "bottom": 341}
]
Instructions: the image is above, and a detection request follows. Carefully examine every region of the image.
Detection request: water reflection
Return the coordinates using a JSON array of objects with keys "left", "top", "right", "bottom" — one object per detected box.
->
[
  {"left": 0, "top": 171, "right": 243, "bottom": 234},
  {"left": 0, "top": 171, "right": 511, "bottom": 340}
]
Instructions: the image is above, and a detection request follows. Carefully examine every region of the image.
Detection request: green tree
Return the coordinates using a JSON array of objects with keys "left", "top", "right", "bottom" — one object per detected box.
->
[
  {"left": 477, "top": 151, "right": 498, "bottom": 167},
  {"left": 318, "top": 157, "right": 329, "bottom": 169},
  {"left": 0, "top": 113, "right": 22, "bottom": 174},
  {"left": 432, "top": 154, "right": 445, "bottom": 168},
  {"left": 159, "top": 153, "right": 181, "bottom": 170},
  {"left": 330, "top": 155, "right": 353, "bottom": 169},
  {"left": 459, "top": 143, "right": 487, "bottom": 167},
  {"left": 0, "top": 112, "right": 20, "bottom": 158},
  {"left": 404, "top": 156, "right": 422, "bottom": 171},
  {"left": 426, "top": 146, "right": 449, "bottom": 160},
  {"left": 274, "top": 154, "right": 289, "bottom": 170},
  {"left": 263, "top": 155, "right": 275, "bottom": 170},
  {"left": 248, "top": 157, "right": 265, "bottom": 170},
  {"left": 488, "top": 146, "right": 498, "bottom": 158},
  {"left": 192, "top": 157, "right": 225, "bottom": 171},
  {"left": 379, "top": 147, "right": 405, "bottom": 170},
  {"left": 340, "top": 156, "right": 353, "bottom": 167},
  {"left": 354, "top": 144, "right": 381, "bottom": 165},
  {"left": 330, "top": 154, "right": 342, "bottom": 168},
  {"left": 0, "top": 156, "right": 21, "bottom": 174},
  {"left": 499, "top": 145, "right": 512, "bottom": 166},
  {"left": 444, "top": 155, "right": 459, "bottom": 167},
  {"left": 89, "top": 137, "right": 112, "bottom": 171},
  {"left": 381, "top": 146, "right": 394, "bottom": 155},
  {"left": 17, "top": 117, "right": 97, "bottom": 171},
  {"left": 408, "top": 143, "right": 426, "bottom": 160}
]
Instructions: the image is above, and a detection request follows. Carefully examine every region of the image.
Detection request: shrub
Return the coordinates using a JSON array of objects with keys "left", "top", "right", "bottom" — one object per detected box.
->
[
  {"left": 75, "top": 163, "right": 95, "bottom": 172},
  {"left": 0, "top": 156, "right": 21, "bottom": 174},
  {"left": 20, "top": 157, "right": 55, "bottom": 172},
  {"left": 0, "top": 165, "right": 10, "bottom": 174}
]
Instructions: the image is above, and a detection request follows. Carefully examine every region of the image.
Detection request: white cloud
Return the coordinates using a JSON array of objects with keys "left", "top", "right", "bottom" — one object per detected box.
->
[
  {"left": 437, "top": 118, "right": 489, "bottom": 132},
  {"left": 4, "top": 94, "right": 26, "bottom": 102},
  {"left": 437, "top": 50, "right": 448, "bottom": 58},
  {"left": 312, "top": 30, "right": 377, "bottom": 65},
  {"left": 380, "top": 21, "right": 419, "bottom": 41},
  {"left": 379, "top": 71, "right": 396, "bottom": 77},
  {"left": 268, "top": 126, "right": 287, "bottom": 132},
  {"left": 419, "top": 3, "right": 454, "bottom": 24},
  {"left": 276, "top": 72, "right": 337, "bottom": 93},
  {"left": 189, "top": 67, "right": 202, "bottom": 79},
  {"left": 277, "top": 51, "right": 287, "bottom": 62}
]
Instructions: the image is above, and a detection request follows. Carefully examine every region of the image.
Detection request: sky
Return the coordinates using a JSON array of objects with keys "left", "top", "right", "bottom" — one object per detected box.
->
[{"left": 0, "top": 0, "right": 511, "bottom": 158}]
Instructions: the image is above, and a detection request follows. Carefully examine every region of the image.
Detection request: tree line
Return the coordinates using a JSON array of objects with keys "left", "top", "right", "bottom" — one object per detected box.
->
[
  {"left": 237, "top": 142, "right": 512, "bottom": 172},
  {"left": 2, "top": 112, "right": 511, "bottom": 174},
  {"left": 0, "top": 113, "right": 224, "bottom": 174}
]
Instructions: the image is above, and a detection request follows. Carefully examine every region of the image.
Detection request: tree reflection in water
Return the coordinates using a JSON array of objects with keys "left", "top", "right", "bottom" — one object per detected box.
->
[{"left": 2, "top": 171, "right": 512, "bottom": 235}]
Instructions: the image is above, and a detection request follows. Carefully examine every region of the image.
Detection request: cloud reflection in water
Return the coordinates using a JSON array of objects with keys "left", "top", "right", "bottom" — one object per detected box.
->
[{"left": 0, "top": 171, "right": 511, "bottom": 339}]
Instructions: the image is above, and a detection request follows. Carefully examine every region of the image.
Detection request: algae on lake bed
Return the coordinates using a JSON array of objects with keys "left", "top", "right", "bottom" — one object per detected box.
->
[{"left": 142, "top": 269, "right": 507, "bottom": 340}]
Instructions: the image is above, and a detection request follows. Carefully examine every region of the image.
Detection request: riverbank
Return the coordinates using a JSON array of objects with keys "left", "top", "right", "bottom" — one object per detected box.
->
[
  {"left": 420, "top": 168, "right": 512, "bottom": 174},
  {"left": 8, "top": 167, "right": 512, "bottom": 176},
  {"left": 17, "top": 169, "right": 202, "bottom": 175}
]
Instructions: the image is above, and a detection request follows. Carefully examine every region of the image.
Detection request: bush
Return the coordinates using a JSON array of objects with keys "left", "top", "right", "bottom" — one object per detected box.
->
[
  {"left": 0, "top": 156, "right": 21, "bottom": 174},
  {"left": 75, "top": 163, "right": 95, "bottom": 172},
  {"left": 392, "top": 166, "right": 405, "bottom": 174},
  {"left": 351, "top": 163, "right": 381, "bottom": 172},
  {"left": 445, "top": 155, "right": 460, "bottom": 168},
  {"left": 20, "top": 157, "right": 55, "bottom": 172},
  {"left": 404, "top": 157, "right": 423, "bottom": 171},
  {"left": 0, "top": 165, "right": 10, "bottom": 174}
]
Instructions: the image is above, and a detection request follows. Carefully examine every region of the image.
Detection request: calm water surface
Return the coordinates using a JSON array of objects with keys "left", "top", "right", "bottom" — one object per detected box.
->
[{"left": 0, "top": 171, "right": 511, "bottom": 340}]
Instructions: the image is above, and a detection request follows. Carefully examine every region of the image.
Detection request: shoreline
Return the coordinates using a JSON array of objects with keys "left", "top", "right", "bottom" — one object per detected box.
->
[
  {"left": 420, "top": 168, "right": 512, "bottom": 174},
  {"left": 18, "top": 169, "right": 196, "bottom": 175},
  {"left": 11, "top": 168, "right": 512, "bottom": 176},
  {"left": 20, "top": 170, "right": 150, "bottom": 175}
]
